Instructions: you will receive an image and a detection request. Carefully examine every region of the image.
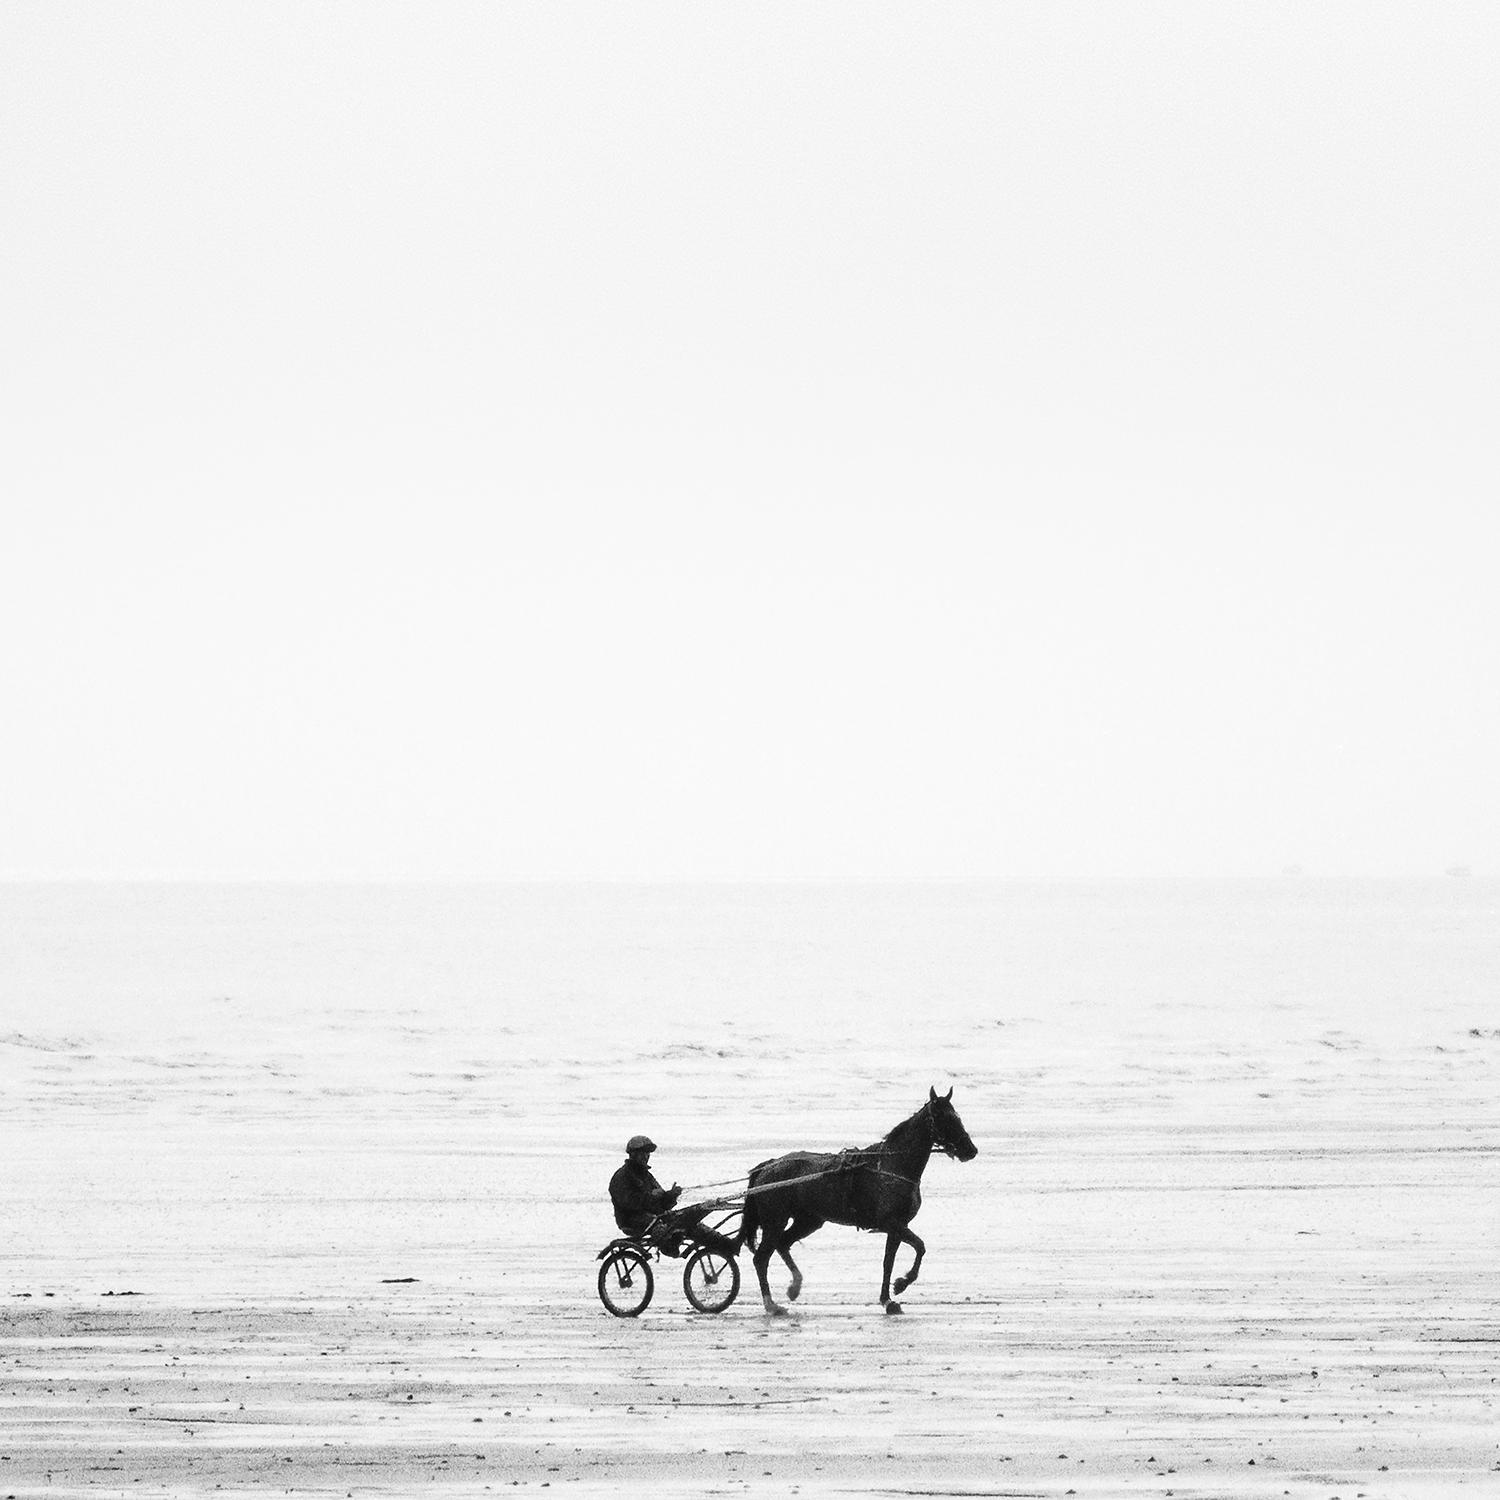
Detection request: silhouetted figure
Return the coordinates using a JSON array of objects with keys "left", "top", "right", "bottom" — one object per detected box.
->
[{"left": 610, "top": 1134, "right": 735, "bottom": 1257}]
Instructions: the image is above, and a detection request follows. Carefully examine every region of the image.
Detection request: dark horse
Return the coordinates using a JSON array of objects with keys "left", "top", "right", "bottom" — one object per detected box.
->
[{"left": 738, "top": 1087, "right": 977, "bottom": 1315}]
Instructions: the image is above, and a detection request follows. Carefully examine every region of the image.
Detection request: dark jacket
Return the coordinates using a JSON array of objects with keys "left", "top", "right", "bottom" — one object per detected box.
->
[{"left": 609, "top": 1158, "right": 679, "bottom": 1236}]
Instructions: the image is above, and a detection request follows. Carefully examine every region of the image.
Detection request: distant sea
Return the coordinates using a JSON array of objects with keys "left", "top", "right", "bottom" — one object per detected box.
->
[{"left": 6, "top": 877, "right": 1496, "bottom": 1038}]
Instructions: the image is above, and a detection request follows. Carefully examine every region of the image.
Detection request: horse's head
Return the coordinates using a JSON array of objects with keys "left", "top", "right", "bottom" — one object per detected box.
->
[{"left": 927, "top": 1086, "right": 978, "bottom": 1161}]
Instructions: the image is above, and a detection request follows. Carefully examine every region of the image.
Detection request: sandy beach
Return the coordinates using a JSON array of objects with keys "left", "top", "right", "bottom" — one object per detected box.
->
[{"left": 2, "top": 881, "right": 1498, "bottom": 1496}]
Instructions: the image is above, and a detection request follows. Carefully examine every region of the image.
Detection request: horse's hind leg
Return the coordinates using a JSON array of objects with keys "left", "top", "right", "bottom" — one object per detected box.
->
[
  {"left": 778, "top": 1214, "right": 822, "bottom": 1302},
  {"left": 752, "top": 1218, "right": 790, "bottom": 1316}
]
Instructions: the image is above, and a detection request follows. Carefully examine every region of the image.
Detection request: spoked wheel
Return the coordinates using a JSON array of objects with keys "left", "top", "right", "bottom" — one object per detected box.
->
[
  {"left": 598, "top": 1245, "right": 653, "bottom": 1317},
  {"left": 683, "top": 1246, "right": 740, "bottom": 1314}
]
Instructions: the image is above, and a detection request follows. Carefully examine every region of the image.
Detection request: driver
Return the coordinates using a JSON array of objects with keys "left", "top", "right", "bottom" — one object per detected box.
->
[
  {"left": 610, "top": 1134, "right": 680, "bottom": 1236},
  {"left": 609, "top": 1134, "right": 736, "bottom": 1257}
]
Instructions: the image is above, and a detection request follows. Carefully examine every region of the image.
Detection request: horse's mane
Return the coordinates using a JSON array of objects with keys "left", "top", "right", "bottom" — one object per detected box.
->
[
  {"left": 744, "top": 1101, "right": 931, "bottom": 1182},
  {"left": 867, "top": 1102, "right": 928, "bottom": 1156}
]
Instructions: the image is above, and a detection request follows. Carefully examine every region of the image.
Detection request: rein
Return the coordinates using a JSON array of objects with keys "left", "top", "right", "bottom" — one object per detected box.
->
[{"left": 682, "top": 1101, "right": 963, "bottom": 1205}]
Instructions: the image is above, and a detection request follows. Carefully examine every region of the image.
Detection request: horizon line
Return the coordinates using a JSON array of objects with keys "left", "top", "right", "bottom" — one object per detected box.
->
[{"left": 0, "top": 870, "right": 1487, "bottom": 886}]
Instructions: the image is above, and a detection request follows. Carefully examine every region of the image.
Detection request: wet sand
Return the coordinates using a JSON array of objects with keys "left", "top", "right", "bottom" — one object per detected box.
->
[
  {"left": 6, "top": 1034, "right": 1498, "bottom": 1497},
  {"left": 2, "top": 1261, "right": 1495, "bottom": 1498}
]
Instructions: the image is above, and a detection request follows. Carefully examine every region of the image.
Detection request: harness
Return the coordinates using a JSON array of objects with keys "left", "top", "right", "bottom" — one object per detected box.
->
[{"left": 684, "top": 1098, "right": 962, "bottom": 1205}]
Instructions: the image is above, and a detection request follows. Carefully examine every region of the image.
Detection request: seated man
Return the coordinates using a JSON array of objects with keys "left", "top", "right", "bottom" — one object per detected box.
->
[{"left": 609, "top": 1134, "right": 736, "bottom": 1257}]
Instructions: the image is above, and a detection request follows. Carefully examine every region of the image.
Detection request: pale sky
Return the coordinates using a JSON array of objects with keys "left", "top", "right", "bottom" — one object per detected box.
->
[{"left": 3, "top": 4, "right": 1497, "bottom": 880}]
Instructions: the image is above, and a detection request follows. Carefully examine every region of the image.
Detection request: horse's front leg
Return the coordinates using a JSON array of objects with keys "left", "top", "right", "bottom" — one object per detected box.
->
[
  {"left": 891, "top": 1228, "right": 926, "bottom": 1296},
  {"left": 880, "top": 1232, "right": 904, "bottom": 1314}
]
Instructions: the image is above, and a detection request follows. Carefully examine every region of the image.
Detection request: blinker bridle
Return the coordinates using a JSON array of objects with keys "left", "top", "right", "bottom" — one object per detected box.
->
[{"left": 924, "top": 1097, "right": 967, "bottom": 1160}]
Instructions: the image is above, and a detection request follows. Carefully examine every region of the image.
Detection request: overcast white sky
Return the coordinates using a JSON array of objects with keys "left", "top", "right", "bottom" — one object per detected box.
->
[{"left": 2, "top": 4, "right": 1497, "bottom": 880}]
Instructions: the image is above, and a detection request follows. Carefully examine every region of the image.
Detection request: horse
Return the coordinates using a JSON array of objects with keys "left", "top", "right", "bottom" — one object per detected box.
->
[{"left": 737, "top": 1087, "right": 977, "bottom": 1315}]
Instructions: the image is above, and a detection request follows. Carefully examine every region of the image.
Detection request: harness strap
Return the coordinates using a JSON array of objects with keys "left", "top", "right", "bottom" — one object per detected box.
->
[{"left": 676, "top": 1101, "right": 959, "bottom": 1204}]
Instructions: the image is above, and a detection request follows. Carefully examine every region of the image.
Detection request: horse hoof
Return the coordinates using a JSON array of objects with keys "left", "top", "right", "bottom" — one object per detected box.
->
[
  {"left": 787, "top": 1284, "right": 802, "bottom": 1302},
  {"left": 765, "top": 1303, "right": 789, "bottom": 1318},
  {"left": 893, "top": 1276, "right": 910, "bottom": 1295},
  {"left": 884, "top": 1301, "right": 904, "bottom": 1315}
]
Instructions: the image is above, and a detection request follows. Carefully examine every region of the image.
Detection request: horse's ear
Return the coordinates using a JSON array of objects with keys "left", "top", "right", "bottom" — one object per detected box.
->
[
  {"left": 929, "top": 1085, "right": 938, "bottom": 1103},
  {"left": 944, "top": 1087, "right": 953, "bottom": 1101}
]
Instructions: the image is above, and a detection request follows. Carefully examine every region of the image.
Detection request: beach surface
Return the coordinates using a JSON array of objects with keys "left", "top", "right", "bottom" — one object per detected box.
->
[{"left": 2, "top": 881, "right": 1497, "bottom": 1496}]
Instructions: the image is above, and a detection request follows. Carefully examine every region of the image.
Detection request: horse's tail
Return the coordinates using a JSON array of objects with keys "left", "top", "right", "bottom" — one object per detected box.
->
[
  {"left": 736, "top": 1160, "right": 772, "bottom": 1254},
  {"left": 737, "top": 1194, "right": 758, "bottom": 1254}
]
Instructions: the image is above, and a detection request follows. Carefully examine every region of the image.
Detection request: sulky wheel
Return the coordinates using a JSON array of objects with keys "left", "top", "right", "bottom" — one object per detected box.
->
[
  {"left": 598, "top": 1245, "right": 653, "bottom": 1317},
  {"left": 682, "top": 1246, "right": 740, "bottom": 1314}
]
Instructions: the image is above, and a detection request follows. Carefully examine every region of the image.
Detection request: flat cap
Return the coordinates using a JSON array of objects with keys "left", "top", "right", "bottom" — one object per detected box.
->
[{"left": 626, "top": 1134, "right": 657, "bottom": 1154}]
